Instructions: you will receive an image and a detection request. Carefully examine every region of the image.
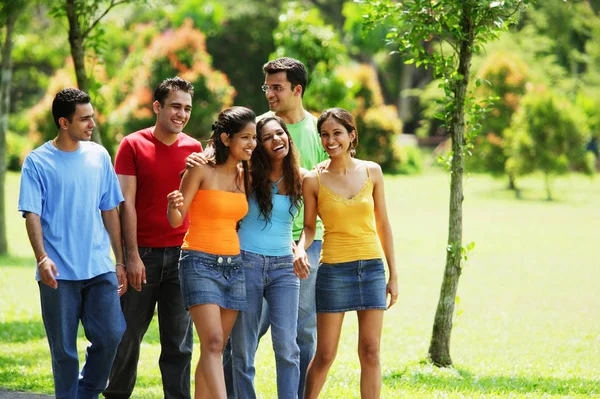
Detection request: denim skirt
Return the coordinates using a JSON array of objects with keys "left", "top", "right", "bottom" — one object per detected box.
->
[
  {"left": 179, "top": 250, "right": 247, "bottom": 311},
  {"left": 316, "top": 258, "right": 387, "bottom": 313}
]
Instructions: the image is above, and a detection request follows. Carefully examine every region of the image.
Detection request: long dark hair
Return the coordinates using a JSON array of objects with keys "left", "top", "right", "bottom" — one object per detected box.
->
[
  {"left": 252, "top": 116, "right": 303, "bottom": 224},
  {"left": 204, "top": 106, "right": 256, "bottom": 197}
]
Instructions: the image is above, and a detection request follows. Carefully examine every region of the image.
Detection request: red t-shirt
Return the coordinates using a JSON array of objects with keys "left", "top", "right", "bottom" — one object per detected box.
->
[{"left": 114, "top": 128, "right": 203, "bottom": 247}]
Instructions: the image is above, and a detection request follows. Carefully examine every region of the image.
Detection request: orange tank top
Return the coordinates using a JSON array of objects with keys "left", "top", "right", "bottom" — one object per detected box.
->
[
  {"left": 317, "top": 165, "right": 382, "bottom": 263},
  {"left": 182, "top": 190, "right": 248, "bottom": 255}
]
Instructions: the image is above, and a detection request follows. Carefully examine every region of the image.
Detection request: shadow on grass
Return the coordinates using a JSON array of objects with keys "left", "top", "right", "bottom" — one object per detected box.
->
[
  {"left": 0, "top": 320, "right": 46, "bottom": 343},
  {"left": 384, "top": 366, "right": 600, "bottom": 396}
]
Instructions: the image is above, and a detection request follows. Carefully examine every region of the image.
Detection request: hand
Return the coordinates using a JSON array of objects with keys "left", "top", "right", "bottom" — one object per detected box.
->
[
  {"left": 116, "top": 265, "right": 128, "bottom": 296},
  {"left": 126, "top": 254, "right": 146, "bottom": 292},
  {"left": 167, "top": 190, "right": 184, "bottom": 210},
  {"left": 186, "top": 152, "right": 208, "bottom": 168},
  {"left": 39, "top": 258, "right": 59, "bottom": 289},
  {"left": 386, "top": 276, "right": 399, "bottom": 308},
  {"left": 293, "top": 248, "right": 310, "bottom": 280}
]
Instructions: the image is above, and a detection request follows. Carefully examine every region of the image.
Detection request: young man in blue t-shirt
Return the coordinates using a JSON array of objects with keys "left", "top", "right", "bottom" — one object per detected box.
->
[{"left": 19, "top": 88, "right": 127, "bottom": 398}]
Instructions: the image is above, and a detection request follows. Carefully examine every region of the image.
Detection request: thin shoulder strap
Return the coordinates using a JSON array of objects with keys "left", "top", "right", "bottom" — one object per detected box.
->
[{"left": 365, "top": 161, "right": 371, "bottom": 179}]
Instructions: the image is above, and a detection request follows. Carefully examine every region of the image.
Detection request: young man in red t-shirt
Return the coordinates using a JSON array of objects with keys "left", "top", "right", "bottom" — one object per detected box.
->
[{"left": 103, "top": 77, "right": 202, "bottom": 399}]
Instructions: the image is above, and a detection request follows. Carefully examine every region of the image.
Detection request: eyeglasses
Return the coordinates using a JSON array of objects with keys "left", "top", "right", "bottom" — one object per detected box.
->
[{"left": 261, "top": 84, "right": 293, "bottom": 93}]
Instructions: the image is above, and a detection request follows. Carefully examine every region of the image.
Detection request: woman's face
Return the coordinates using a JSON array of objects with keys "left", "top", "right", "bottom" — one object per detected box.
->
[
  {"left": 225, "top": 122, "right": 257, "bottom": 162},
  {"left": 260, "top": 120, "right": 290, "bottom": 161},
  {"left": 319, "top": 117, "right": 354, "bottom": 158}
]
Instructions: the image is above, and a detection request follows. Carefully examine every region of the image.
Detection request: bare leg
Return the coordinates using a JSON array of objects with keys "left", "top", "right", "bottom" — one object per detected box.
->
[
  {"left": 302, "top": 312, "right": 345, "bottom": 399},
  {"left": 357, "top": 310, "right": 384, "bottom": 399},
  {"left": 189, "top": 304, "right": 239, "bottom": 399}
]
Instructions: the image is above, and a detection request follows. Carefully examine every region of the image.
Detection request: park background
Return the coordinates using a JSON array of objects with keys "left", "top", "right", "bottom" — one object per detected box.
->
[{"left": 1, "top": 0, "right": 599, "bottom": 397}]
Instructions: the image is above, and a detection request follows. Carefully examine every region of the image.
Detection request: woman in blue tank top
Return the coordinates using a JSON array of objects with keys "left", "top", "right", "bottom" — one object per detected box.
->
[{"left": 230, "top": 116, "right": 306, "bottom": 398}]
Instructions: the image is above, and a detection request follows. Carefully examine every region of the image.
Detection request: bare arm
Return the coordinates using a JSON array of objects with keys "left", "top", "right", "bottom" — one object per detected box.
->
[
  {"left": 370, "top": 162, "right": 399, "bottom": 308},
  {"left": 167, "top": 166, "right": 203, "bottom": 228},
  {"left": 117, "top": 174, "right": 145, "bottom": 291},
  {"left": 294, "top": 171, "right": 319, "bottom": 279},
  {"left": 101, "top": 207, "right": 127, "bottom": 296},
  {"left": 25, "top": 212, "right": 58, "bottom": 289}
]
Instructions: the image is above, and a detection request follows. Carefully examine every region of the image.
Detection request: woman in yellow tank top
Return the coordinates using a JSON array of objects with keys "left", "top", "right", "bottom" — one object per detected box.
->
[
  {"left": 294, "top": 108, "right": 398, "bottom": 399},
  {"left": 167, "top": 106, "right": 257, "bottom": 399}
]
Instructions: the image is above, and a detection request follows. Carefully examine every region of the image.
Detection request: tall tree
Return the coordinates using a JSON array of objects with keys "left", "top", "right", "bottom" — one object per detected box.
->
[
  {"left": 51, "top": 0, "right": 139, "bottom": 144},
  {"left": 0, "top": 0, "right": 27, "bottom": 255},
  {"left": 363, "top": 0, "right": 533, "bottom": 366}
]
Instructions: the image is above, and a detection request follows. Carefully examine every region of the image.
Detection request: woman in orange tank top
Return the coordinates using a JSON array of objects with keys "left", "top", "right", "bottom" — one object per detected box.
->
[
  {"left": 167, "top": 106, "right": 257, "bottom": 399},
  {"left": 294, "top": 108, "right": 398, "bottom": 399}
]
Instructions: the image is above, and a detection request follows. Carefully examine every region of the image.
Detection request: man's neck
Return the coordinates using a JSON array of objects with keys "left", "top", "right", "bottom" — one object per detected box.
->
[
  {"left": 152, "top": 126, "right": 179, "bottom": 146},
  {"left": 276, "top": 107, "right": 306, "bottom": 125}
]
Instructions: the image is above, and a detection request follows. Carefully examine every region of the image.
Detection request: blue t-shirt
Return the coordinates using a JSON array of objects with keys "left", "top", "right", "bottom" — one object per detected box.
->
[
  {"left": 238, "top": 191, "right": 298, "bottom": 256},
  {"left": 18, "top": 141, "right": 124, "bottom": 281}
]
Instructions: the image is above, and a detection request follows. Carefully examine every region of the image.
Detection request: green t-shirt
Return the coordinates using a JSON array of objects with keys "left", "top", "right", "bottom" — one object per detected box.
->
[{"left": 259, "top": 111, "right": 328, "bottom": 240}]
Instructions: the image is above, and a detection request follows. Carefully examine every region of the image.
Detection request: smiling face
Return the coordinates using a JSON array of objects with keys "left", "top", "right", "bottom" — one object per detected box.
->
[
  {"left": 263, "top": 71, "right": 301, "bottom": 114},
  {"left": 222, "top": 122, "right": 257, "bottom": 162},
  {"left": 62, "top": 102, "right": 95, "bottom": 143},
  {"left": 319, "top": 116, "right": 357, "bottom": 158},
  {"left": 153, "top": 89, "right": 192, "bottom": 135},
  {"left": 259, "top": 119, "right": 290, "bottom": 162}
]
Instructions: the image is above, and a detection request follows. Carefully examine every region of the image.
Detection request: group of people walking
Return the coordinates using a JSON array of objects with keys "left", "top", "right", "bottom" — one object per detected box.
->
[{"left": 18, "top": 57, "right": 398, "bottom": 399}]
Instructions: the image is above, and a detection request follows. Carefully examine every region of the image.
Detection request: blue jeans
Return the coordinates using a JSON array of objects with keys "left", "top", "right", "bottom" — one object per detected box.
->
[
  {"left": 230, "top": 250, "right": 300, "bottom": 399},
  {"left": 104, "top": 247, "right": 193, "bottom": 399},
  {"left": 39, "top": 272, "right": 125, "bottom": 399},
  {"left": 224, "top": 240, "right": 322, "bottom": 399}
]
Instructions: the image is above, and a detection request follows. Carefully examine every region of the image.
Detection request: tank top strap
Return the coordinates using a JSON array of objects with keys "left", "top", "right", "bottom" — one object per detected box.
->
[
  {"left": 365, "top": 161, "right": 371, "bottom": 179},
  {"left": 272, "top": 175, "right": 284, "bottom": 194}
]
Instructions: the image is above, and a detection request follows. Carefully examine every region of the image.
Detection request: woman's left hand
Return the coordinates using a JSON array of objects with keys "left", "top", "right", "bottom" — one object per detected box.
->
[{"left": 386, "top": 276, "right": 399, "bottom": 308}]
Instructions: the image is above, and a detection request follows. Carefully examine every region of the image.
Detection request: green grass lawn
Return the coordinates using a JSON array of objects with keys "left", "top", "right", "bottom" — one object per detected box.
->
[{"left": 1, "top": 169, "right": 599, "bottom": 398}]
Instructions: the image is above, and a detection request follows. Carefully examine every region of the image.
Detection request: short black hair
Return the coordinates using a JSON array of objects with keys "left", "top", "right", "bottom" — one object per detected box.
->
[
  {"left": 262, "top": 57, "right": 308, "bottom": 97},
  {"left": 51, "top": 88, "right": 91, "bottom": 129},
  {"left": 154, "top": 77, "right": 195, "bottom": 106}
]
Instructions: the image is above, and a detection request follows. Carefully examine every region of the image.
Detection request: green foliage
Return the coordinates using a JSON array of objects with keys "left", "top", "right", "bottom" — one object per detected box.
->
[
  {"left": 204, "top": 0, "right": 281, "bottom": 112},
  {"left": 108, "top": 19, "right": 235, "bottom": 143},
  {"left": 5, "top": 131, "right": 29, "bottom": 171},
  {"left": 355, "top": 104, "right": 403, "bottom": 172},
  {"left": 505, "top": 88, "right": 594, "bottom": 199},
  {"left": 396, "top": 144, "right": 424, "bottom": 175},
  {"left": 468, "top": 49, "right": 529, "bottom": 176}
]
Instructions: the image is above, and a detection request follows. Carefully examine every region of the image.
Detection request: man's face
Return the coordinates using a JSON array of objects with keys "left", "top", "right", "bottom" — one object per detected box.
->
[
  {"left": 154, "top": 89, "right": 193, "bottom": 135},
  {"left": 65, "top": 103, "right": 95, "bottom": 142},
  {"left": 263, "top": 72, "right": 300, "bottom": 114}
]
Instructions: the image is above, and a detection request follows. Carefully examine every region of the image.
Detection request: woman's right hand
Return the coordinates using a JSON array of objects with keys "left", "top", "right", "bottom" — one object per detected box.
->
[{"left": 167, "top": 190, "right": 184, "bottom": 210}]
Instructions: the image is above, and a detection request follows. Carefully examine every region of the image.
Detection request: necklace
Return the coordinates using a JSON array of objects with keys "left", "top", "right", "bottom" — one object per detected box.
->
[{"left": 52, "top": 137, "right": 59, "bottom": 149}]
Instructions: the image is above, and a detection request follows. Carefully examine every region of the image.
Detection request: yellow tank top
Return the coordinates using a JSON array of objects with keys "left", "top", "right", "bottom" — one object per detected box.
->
[
  {"left": 317, "top": 165, "right": 382, "bottom": 263},
  {"left": 182, "top": 190, "right": 248, "bottom": 255}
]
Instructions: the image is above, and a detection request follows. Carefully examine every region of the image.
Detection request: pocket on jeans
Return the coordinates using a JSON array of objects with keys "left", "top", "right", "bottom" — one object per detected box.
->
[{"left": 138, "top": 247, "right": 152, "bottom": 260}]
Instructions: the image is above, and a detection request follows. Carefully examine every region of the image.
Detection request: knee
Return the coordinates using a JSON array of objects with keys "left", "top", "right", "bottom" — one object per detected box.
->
[
  {"left": 201, "top": 333, "right": 225, "bottom": 355},
  {"left": 313, "top": 349, "right": 336, "bottom": 370},
  {"left": 358, "top": 341, "right": 380, "bottom": 367},
  {"left": 273, "top": 339, "right": 299, "bottom": 363}
]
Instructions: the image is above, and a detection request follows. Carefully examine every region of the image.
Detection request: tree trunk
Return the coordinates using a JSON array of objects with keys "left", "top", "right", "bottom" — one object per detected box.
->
[
  {"left": 0, "top": 10, "right": 18, "bottom": 255},
  {"left": 65, "top": 0, "right": 103, "bottom": 145},
  {"left": 428, "top": 9, "right": 475, "bottom": 367},
  {"left": 398, "top": 62, "right": 416, "bottom": 124},
  {"left": 544, "top": 172, "right": 553, "bottom": 201}
]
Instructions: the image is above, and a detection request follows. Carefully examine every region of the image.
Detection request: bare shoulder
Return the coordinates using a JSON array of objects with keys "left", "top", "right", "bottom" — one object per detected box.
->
[
  {"left": 303, "top": 169, "right": 319, "bottom": 188},
  {"left": 300, "top": 167, "right": 309, "bottom": 179},
  {"left": 364, "top": 160, "right": 384, "bottom": 182}
]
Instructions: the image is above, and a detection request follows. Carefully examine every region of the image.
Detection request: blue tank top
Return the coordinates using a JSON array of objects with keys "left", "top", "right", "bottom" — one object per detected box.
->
[{"left": 238, "top": 181, "right": 298, "bottom": 256}]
